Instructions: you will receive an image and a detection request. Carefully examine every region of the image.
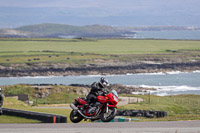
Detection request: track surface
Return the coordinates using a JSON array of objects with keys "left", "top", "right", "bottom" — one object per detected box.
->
[{"left": 1, "top": 121, "right": 200, "bottom": 133}]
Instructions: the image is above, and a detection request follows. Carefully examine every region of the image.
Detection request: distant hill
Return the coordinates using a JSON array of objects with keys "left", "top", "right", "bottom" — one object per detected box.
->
[
  {"left": 0, "top": 23, "right": 134, "bottom": 38},
  {"left": 1, "top": 23, "right": 198, "bottom": 38},
  {"left": 16, "top": 23, "right": 121, "bottom": 35}
]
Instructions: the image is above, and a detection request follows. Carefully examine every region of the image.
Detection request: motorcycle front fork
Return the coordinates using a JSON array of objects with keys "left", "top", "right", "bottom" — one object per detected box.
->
[{"left": 106, "top": 103, "right": 109, "bottom": 113}]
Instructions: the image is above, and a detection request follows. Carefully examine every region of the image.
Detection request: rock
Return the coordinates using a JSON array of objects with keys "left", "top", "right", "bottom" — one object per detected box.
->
[
  {"left": 0, "top": 61, "right": 200, "bottom": 77},
  {"left": 31, "top": 84, "right": 90, "bottom": 99},
  {"left": 108, "top": 84, "right": 155, "bottom": 94},
  {"left": 69, "top": 83, "right": 155, "bottom": 95}
]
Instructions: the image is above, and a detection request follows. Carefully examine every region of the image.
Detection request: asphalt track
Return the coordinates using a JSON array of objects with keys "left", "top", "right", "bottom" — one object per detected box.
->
[{"left": 0, "top": 121, "right": 200, "bottom": 133}]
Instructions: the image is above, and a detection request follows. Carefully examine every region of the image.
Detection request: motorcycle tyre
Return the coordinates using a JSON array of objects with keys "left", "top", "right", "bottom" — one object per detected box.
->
[
  {"left": 0, "top": 108, "right": 2, "bottom": 116},
  {"left": 70, "top": 110, "right": 83, "bottom": 123},
  {"left": 101, "top": 107, "right": 117, "bottom": 122}
]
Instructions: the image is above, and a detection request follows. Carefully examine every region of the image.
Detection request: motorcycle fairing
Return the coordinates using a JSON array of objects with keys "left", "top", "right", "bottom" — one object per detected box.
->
[
  {"left": 77, "top": 97, "right": 87, "bottom": 105},
  {"left": 97, "top": 96, "right": 107, "bottom": 103}
]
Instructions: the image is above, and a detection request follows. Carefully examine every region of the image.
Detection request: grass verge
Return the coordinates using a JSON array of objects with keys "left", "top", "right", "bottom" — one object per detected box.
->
[
  {"left": 2, "top": 97, "right": 74, "bottom": 123},
  {"left": 119, "top": 94, "right": 200, "bottom": 121},
  {"left": 3, "top": 84, "right": 85, "bottom": 105},
  {"left": 0, "top": 115, "right": 40, "bottom": 123}
]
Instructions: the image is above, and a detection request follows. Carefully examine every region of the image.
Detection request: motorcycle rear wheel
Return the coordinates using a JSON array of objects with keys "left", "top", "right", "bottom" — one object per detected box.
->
[
  {"left": 70, "top": 110, "right": 83, "bottom": 123},
  {"left": 101, "top": 107, "right": 117, "bottom": 122}
]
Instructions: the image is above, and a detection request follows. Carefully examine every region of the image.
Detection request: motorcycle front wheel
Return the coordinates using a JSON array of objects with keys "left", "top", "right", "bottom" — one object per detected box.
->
[
  {"left": 70, "top": 110, "right": 83, "bottom": 123},
  {"left": 101, "top": 107, "right": 117, "bottom": 122}
]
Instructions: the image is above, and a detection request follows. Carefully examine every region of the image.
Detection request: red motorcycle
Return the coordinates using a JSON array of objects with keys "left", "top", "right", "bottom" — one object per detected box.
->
[{"left": 70, "top": 90, "right": 118, "bottom": 123}]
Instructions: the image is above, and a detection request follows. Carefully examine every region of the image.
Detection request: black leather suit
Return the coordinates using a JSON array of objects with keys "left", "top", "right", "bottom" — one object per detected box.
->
[
  {"left": 0, "top": 94, "right": 3, "bottom": 107},
  {"left": 86, "top": 82, "right": 105, "bottom": 105},
  {"left": 0, "top": 93, "right": 3, "bottom": 115}
]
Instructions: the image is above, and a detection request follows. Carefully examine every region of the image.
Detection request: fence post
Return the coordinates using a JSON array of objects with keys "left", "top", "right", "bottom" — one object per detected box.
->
[
  {"left": 36, "top": 94, "right": 38, "bottom": 105},
  {"left": 148, "top": 91, "right": 151, "bottom": 104}
]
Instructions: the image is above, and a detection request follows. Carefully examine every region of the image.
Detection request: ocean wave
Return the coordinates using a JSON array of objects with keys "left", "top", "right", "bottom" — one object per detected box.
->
[
  {"left": 155, "top": 92, "right": 169, "bottom": 96},
  {"left": 127, "top": 71, "right": 189, "bottom": 76},
  {"left": 193, "top": 70, "right": 200, "bottom": 73},
  {"left": 75, "top": 75, "right": 102, "bottom": 78},
  {"left": 130, "top": 85, "right": 200, "bottom": 96},
  {"left": 137, "top": 85, "right": 200, "bottom": 91},
  {"left": 109, "top": 70, "right": 199, "bottom": 76},
  {"left": 165, "top": 71, "right": 183, "bottom": 75},
  {"left": 6, "top": 76, "right": 60, "bottom": 79},
  {"left": 127, "top": 72, "right": 165, "bottom": 76},
  {"left": 78, "top": 74, "right": 121, "bottom": 78},
  {"left": 22, "top": 76, "right": 60, "bottom": 79}
]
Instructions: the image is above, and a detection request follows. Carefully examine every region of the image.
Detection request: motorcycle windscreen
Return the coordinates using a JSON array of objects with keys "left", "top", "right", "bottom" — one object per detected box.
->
[{"left": 97, "top": 96, "right": 107, "bottom": 103}]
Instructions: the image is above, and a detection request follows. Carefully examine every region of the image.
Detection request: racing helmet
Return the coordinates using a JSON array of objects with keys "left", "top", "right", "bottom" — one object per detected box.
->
[{"left": 99, "top": 77, "right": 109, "bottom": 88}]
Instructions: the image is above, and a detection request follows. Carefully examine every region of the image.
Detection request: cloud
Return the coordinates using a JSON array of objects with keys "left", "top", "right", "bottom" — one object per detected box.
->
[
  {"left": 0, "top": 0, "right": 199, "bottom": 27},
  {"left": 1, "top": 0, "right": 199, "bottom": 12},
  {"left": 0, "top": 0, "right": 139, "bottom": 8}
]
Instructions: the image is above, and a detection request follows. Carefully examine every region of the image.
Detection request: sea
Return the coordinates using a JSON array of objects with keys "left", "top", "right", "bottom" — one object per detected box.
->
[
  {"left": 60, "top": 30, "right": 200, "bottom": 40},
  {"left": 125, "top": 30, "right": 200, "bottom": 40},
  {"left": 0, "top": 71, "right": 200, "bottom": 96}
]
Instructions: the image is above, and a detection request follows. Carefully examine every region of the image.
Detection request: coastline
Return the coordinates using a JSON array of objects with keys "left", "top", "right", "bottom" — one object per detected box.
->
[
  {"left": 0, "top": 61, "right": 200, "bottom": 77},
  {"left": 1, "top": 70, "right": 200, "bottom": 96}
]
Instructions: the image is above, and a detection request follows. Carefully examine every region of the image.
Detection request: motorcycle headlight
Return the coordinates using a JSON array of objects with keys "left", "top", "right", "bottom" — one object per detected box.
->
[{"left": 114, "top": 96, "right": 118, "bottom": 103}]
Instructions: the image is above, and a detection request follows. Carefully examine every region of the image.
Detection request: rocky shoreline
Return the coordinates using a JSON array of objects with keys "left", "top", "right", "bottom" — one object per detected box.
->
[
  {"left": 1, "top": 84, "right": 155, "bottom": 98},
  {"left": 0, "top": 61, "right": 200, "bottom": 77},
  {"left": 69, "top": 84, "right": 156, "bottom": 95}
]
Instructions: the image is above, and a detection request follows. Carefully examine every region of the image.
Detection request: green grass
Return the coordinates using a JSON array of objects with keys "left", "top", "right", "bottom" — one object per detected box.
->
[
  {"left": 119, "top": 94, "right": 200, "bottom": 121},
  {"left": 0, "top": 115, "right": 40, "bottom": 123},
  {"left": 0, "top": 52, "right": 110, "bottom": 64},
  {"left": 2, "top": 97, "right": 82, "bottom": 123},
  {"left": 3, "top": 84, "right": 85, "bottom": 105},
  {"left": 33, "top": 92, "right": 81, "bottom": 105},
  {"left": 0, "top": 39, "right": 200, "bottom": 55},
  {"left": 131, "top": 114, "right": 200, "bottom": 122},
  {"left": 0, "top": 38, "right": 199, "bottom": 65},
  {"left": 2, "top": 85, "right": 85, "bottom": 123},
  {"left": 0, "top": 97, "right": 40, "bottom": 123},
  {"left": 3, "top": 97, "right": 69, "bottom": 119},
  {"left": 2, "top": 93, "right": 200, "bottom": 123}
]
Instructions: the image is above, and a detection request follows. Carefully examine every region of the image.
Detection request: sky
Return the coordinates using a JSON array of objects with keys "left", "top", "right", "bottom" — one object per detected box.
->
[{"left": 0, "top": 0, "right": 200, "bottom": 28}]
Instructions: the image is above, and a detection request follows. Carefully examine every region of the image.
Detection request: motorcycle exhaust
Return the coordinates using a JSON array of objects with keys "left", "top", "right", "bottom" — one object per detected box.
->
[
  {"left": 70, "top": 104, "right": 92, "bottom": 119},
  {"left": 77, "top": 110, "right": 92, "bottom": 119},
  {"left": 70, "top": 104, "right": 78, "bottom": 110},
  {"left": 70, "top": 104, "right": 101, "bottom": 119}
]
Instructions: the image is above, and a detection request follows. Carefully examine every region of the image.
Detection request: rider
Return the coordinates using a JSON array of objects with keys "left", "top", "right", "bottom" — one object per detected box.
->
[
  {"left": 0, "top": 88, "right": 3, "bottom": 115},
  {"left": 85, "top": 77, "right": 109, "bottom": 108}
]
